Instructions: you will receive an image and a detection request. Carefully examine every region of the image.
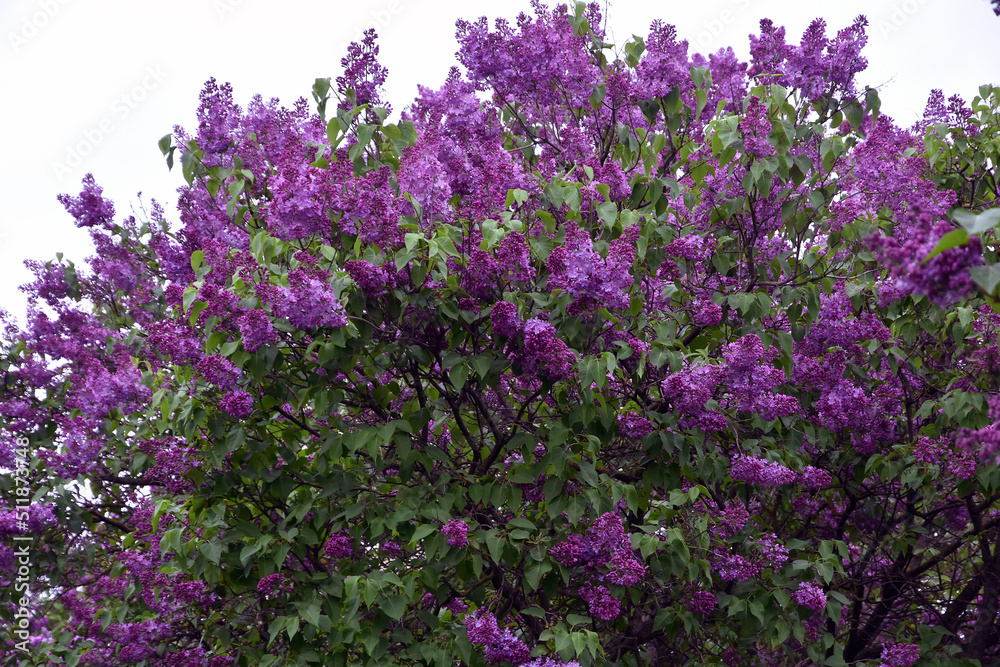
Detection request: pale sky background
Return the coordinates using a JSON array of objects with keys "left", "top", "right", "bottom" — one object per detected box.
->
[{"left": 0, "top": 0, "right": 997, "bottom": 326}]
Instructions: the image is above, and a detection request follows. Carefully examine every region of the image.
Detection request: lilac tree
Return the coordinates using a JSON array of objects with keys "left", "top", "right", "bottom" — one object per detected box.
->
[{"left": 2, "top": 3, "right": 1000, "bottom": 666}]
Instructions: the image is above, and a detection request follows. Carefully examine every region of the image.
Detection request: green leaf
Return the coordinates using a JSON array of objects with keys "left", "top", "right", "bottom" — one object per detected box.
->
[
  {"left": 285, "top": 615, "right": 300, "bottom": 641},
  {"left": 589, "top": 84, "right": 606, "bottom": 112},
  {"left": 200, "top": 539, "right": 223, "bottom": 564},
  {"left": 485, "top": 531, "right": 503, "bottom": 563},
  {"left": 449, "top": 364, "right": 469, "bottom": 391},
  {"left": 846, "top": 101, "right": 863, "bottom": 129},
  {"left": 326, "top": 116, "right": 343, "bottom": 146},
  {"left": 864, "top": 87, "right": 881, "bottom": 123},
  {"left": 922, "top": 228, "right": 969, "bottom": 264},
  {"left": 953, "top": 208, "right": 1000, "bottom": 235},
  {"left": 596, "top": 201, "right": 618, "bottom": 226},
  {"left": 182, "top": 286, "right": 199, "bottom": 313},
  {"left": 410, "top": 261, "right": 427, "bottom": 287},
  {"left": 298, "top": 600, "right": 322, "bottom": 627},
  {"left": 382, "top": 595, "right": 407, "bottom": 620},
  {"left": 508, "top": 517, "right": 535, "bottom": 531},
  {"left": 181, "top": 150, "right": 197, "bottom": 185},
  {"left": 971, "top": 264, "right": 1000, "bottom": 294},
  {"left": 267, "top": 617, "right": 287, "bottom": 648},
  {"left": 410, "top": 524, "right": 436, "bottom": 545}
]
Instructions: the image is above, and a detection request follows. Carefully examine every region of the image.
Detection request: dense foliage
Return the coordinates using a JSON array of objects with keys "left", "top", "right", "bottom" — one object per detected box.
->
[{"left": 3, "top": 3, "right": 1000, "bottom": 665}]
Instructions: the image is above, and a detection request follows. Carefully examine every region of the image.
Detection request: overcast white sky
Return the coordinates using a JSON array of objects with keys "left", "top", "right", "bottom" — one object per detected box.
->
[{"left": 0, "top": 0, "right": 997, "bottom": 326}]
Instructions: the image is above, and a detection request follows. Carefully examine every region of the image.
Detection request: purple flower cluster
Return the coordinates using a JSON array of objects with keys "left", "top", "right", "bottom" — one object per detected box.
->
[
  {"left": 549, "top": 534, "right": 585, "bottom": 566},
  {"left": 714, "top": 501, "right": 750, "bottom": 540},
  {"left": 445, "top": 598, "right": 469, "bottom": 615},
  {"left": 381, "top": 541, "right": 403, "bottom": 559},
  {"left": 919, "top": 89, "right": 979, "bottom": 137},
  {"left": 661, "top": 364, "right": 726, "bottom": 431},
  {"left": 798, "top": 466, "right": 833, "bottom": 489},
  {"left": 400, "top": 69, "right": 528, "bottom": 221},
  {"left": 191, "top": 77, "right": 240, "bottom": 158},
  {"left": 580, "top": 585, "right": 621, "bottom": 620},
  {"left": 220, "top": 389, "right": 253, "bottom": 418},
  {"left": 491, "top": 301, "right": 520, "bottom": 337},
  {"left": 465, "top": 610, "right": 531, "bottom": 665},
  {"left": 956, "top": 422, "right": 1000, "bottom": 466},
  {"left": 323, "top": 531, "right": 353, "bottom": 560},
  {"left": 730, "top": 455, "right": 797, "bottom": 486},
  {"left": 756, "top": 533, "right": 789, "bottom": 568},
  {"left": 138, "top": 439, "right": 199, "bottom": 493},
  {"left": 634, "top": 20, "right": 690, "bottom": 100},
  {"left": 547, "top": 224, "right": 639, "bottom": 311},
  {"left": 498, "top": 232, "right": 535, "bottom": 284},
  {"left": 692, "top": 299, "right": 723, "bottom": 327},
  {"left": 739, "top": 98, "right": 773, "bottom": 158},
  {"left": 146, "top": 320, "right": 203, "bottom": 364},
  {"left": 456, "top": 3, "right": 602, "bottom": 111},
  {"left": 195, "top": 355, "right": 241, "bottom": 389},
  {"left": 337, "top": 29, "right": 390, "bottom": 121},
  {"left": 256, "top": 573, "right": 283, "bottom": 595},
  {"left": 603, "top": 549, "right": 647, "bottom": 586},
  {"left": 56, "top": 173, "right": 116, "bottom": 230},
  {"left": 269, "top": 267, "right": 349, "bottom": 330},
  {"left": 748, "top": 17, "right": 868, "bottom": 101},
  {"left": 720, "top": 334, "right": 798, "bottom": 420},
  {"left": 66, "top": 354, "right": 151, "bottom": 420},
  {"left": 880, "top": 642, "right": 920, "bottom": 667},
  {"left": 792, "top": 582, "right": 827, "bottom": 612},
  {"left": 687, "top": 590, "right": 717, "bottom": 615},
  {"left": 237, "top": 310, "right": 278, "bottom": 352},
  {"left": 711, "top": 550, "right": 762, "bottom": 582},
  {"left": 550, "top": 512, "right": 647, "bottom": 591},
  {"left": 464, "top": 249, "right": 501, "bottom": 300},
  {"left": 442, "top": 518, "right": 470, "bottom": 548},
  {"left": 664, "top": 334, "right": 797, "bottom": 430},
  {"left": 814, "top": 377, "right": 893, "bottom": 454},
  {"left": 616, "top": 412, "right": 654, "bottom": 440},
  {"left": 263, "top": 162, "right": 331, "bottom": 241},
  {"left": 344, "top": 260, "right": 395, "bottom": 297},
  {"left": 465, "top": 609, "right": 501, "bottom": 645},
  {"left": 519, "top": 318, "right": 575, "bottom": 381},
  {"left": 665, "top": 234, "right": 712, "bottom": 262},
  {"left": 0, "top": 505, "right": 57, "bottom": 536},
  {"left": 869, "top": 206, "right": 982, "bottom": 307}
]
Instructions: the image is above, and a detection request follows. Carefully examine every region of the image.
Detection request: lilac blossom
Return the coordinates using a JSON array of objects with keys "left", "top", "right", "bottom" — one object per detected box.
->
[
  {"left": 519, "top": 318, "right": 575, "bottom": 381},
  {"left": 880, "top": 642, "right": 920, "bottom": 667},
  {"left": 687, "top": 590, "right": 717, "bottom": 615},
  {"left": 869, "top": 206, "right": 981, "bottom": 308},
  {"left": 580, "top": 585, "right": 621, "bottom": 620},
  {"left": 490, "top": 301, "right": 520, "bottom": 337},
  {"left": 323, "top": 531, "right": 354, "bottom": 560},
  {"left": 792, "top": 582, "right": 827, "bottom": 612},
  {"left": 337, "top": 29, "right": 390, "bottom": 121},
  {"left": 442, "top": 518, "right": 471, "bottom": 548},
  {"left": 731, "top": 454, "right": 797, "bottom": 486}
]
